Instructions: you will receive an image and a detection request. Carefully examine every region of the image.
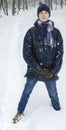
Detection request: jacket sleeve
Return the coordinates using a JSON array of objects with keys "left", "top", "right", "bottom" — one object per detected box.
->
[
  {"left": 23, "top": 30, "right": 42, "bottom": 73},
  {"left": 51, "top": 29, "right": 64, "bottom": 75}
]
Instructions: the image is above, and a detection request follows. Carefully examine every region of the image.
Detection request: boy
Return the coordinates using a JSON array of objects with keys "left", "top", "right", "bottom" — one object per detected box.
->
[{"left": 13, "top": 4, "right": 63, "bottom": 123}]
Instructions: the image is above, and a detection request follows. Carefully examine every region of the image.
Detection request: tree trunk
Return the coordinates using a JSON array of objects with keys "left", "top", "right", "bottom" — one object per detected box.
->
[
  {"left": 23, "top": 0, "right": 25, "bottom": 11},
  {"left": 50, "top": 0, "right": 53, "bottom": 10},
  {"left": 18, "top": 0, "right": 21, "bottom": 11},
  {"left": 55, "top": 0, "right": 58, "bottom": 10},
  {"left": 17, "top": 0, "right": 21, "bottom": 14},
  {"left": 0, "top": 0, "right": 1, "bottom": 10},
  {"left": 25, "top": 0, "right": 28, "bottom": 10},
  {"left": 5, "top": 0, "right": 8, "bottom": 15},
  {"left": 2, "top": 0, "right": 8, "bottom": 15},
  {"left": 65, "top": 0, "right": 66, "bottom": 5},
  {"left": 12, "top": 0, "right": 16, "bottom": 15},
  {"left": 60, "top": 0, "right": 63, "bottom": 8}
]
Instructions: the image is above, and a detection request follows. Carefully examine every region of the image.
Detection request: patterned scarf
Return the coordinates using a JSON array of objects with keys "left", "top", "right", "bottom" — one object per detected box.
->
[
  {"left": 38, "top": 20, "right": 55, "bottom": 48},
  {"left": 46, "top": 21, "right": 54, "bottom": 48}
]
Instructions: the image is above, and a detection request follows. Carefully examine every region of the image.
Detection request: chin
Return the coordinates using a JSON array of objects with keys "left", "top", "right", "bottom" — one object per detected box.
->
[{"left": 41, "top": 19, "right": 48, "bottom": 22}]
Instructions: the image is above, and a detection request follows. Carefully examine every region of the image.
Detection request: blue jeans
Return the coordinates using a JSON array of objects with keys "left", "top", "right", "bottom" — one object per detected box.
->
[{"left": 18, "top": 78, "right": 60, "bottom": 113}]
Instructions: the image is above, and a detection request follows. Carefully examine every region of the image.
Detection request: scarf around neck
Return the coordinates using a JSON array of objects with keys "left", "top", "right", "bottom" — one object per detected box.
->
[{"left": 37, "top": 20, "right": 55, "bottom": 48}]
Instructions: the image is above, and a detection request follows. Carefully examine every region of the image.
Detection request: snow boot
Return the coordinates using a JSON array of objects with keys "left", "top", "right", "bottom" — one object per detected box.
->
[{"left": 12, "top": 113, "right": 24, "bottom": 124}]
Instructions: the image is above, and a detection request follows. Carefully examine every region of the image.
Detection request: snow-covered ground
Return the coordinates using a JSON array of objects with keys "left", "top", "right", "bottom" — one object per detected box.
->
[{"left": 0, "top": 6, "right": 66, "bottom": 130}]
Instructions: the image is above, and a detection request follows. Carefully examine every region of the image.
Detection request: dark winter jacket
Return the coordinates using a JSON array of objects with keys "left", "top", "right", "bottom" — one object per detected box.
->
[{"left": 23, "top": 20, "right": 63, "bottom": 82}]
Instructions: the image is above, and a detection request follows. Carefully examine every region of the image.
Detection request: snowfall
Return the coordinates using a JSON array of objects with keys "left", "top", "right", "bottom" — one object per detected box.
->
[{"left": 0, "top": 5, "right": 66, "bottom": 130}]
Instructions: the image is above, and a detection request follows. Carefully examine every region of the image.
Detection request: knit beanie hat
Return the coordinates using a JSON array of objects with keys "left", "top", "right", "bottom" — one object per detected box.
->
[{"left": 37, "top": 4, "right": 51, "bottom": 17}]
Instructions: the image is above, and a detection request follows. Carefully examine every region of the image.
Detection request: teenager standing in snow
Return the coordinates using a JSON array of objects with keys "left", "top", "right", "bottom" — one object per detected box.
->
[{"left": 13, "top": 4, "right": 63, "bottom": 123}]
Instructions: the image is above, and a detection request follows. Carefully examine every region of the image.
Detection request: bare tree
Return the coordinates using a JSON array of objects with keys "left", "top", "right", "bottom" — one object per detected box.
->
[
  {"left": 65, "top": 0, "right": 66, "bottom": 5},
  {"left": 0, "top": 0, "right": 65, "bottom": 16},
  {"left": 22, "top": 0, "right": 28, "bottom": 11},
  {"left": 60, "top": 0, "right": 63, "bottom": 8},
  {"left": 5, "top": 0, "right": 8, "bottom": 15},
  {"left": 0, "top": 0, "right": 2, "bottom": 10},
  {"left": 12, "top": 0, "right": 16, "bottom": 15},
  {"left": 22, "top": 0, "right": 25, "bottom": 11},
  {"left": 45, "top": 0, "right": 48, "bottom": 4},
  {"left": 55, "top": 0, "right": 58, "bottom": 10},
  {"left": 25, "top": 0, "right": 28, "bottom": 10},
  {"left": 38, "top": 0, "right": 41, "bottom": 5},
  {"left": 32, "top": 0, "right": 36, "bottom": 7},
  {"left": 2, "top": 0, "right": 8, "bottom": 15},
  {"left": 50, "top": 0, "right": 53, "bottom": 9},
  {"left": 18, "top": 0, "right": 21, "bottom": 11}
]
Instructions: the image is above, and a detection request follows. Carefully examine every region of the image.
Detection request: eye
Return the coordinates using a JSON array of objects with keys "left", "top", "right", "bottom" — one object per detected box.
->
[
  {"left": 40, "top": 11, "right": 43, "bottom": 14},
  {"left": 45, "top": 11, "right": 48, "bottom": 14}
]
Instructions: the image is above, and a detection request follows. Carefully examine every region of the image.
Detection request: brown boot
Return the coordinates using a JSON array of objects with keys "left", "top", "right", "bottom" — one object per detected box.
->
[{"left": 12, "top": 113, "right": 24, "bottom": 124}]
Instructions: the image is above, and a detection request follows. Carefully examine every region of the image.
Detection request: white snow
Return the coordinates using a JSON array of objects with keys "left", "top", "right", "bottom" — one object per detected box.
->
[{"left": 0, "top": 6, "right": 66, "bottom": 130}]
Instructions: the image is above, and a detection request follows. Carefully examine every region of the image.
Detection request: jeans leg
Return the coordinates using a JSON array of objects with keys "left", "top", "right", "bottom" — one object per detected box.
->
[
  {"left": 18, "top": 78, "right": 37, "bottom": 113},
  {"left": 45, "top": 81, "right": 61, "bottom": 110}
]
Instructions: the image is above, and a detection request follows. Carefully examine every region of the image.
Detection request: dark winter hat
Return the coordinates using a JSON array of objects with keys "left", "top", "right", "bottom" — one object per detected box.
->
[{"left": 37, "top": 4, "right": 51, "bottom": 17}]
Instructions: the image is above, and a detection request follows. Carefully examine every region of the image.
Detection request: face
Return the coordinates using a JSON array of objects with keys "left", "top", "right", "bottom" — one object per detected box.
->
[{"left": 38, "top": 11, "right": 49, "bottom": 22}]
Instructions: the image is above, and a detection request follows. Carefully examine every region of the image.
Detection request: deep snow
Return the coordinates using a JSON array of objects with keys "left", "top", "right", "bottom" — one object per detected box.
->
[{"left": 0, "top": 6, "right": 66, "bottom": 130}]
